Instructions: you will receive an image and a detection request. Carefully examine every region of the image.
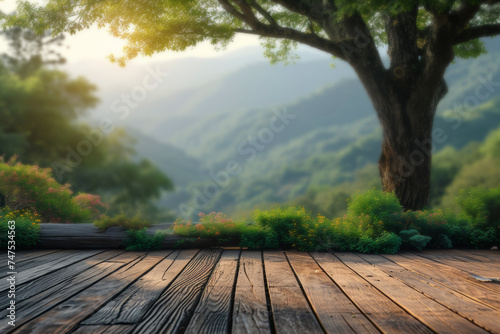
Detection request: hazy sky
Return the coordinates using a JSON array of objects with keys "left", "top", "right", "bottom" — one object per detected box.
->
[{"left": 0, "top": 0, "right": 262, "bottom": 64}]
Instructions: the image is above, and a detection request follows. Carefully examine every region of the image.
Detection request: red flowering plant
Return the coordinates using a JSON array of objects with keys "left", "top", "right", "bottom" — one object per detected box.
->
[
  {"left": 0, "top": 156, "right": 107, "bottom": 223},
  {"left": 174, "top": 211, "right": 247, "bottom": 244},
  {"left": 74, "top": 193, "right": 109, "bottom": 221}
]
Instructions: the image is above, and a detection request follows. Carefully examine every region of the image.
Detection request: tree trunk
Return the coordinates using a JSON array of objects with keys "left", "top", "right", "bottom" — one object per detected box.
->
[
  {"left": 376, "top": 81, "right": 447, "bottom": 211},
  {"left": 378, "top": 113, "right": 433, "bottom": 211},
  {"left": 339, "top": 6, "right": 453, "bottom": 211}
]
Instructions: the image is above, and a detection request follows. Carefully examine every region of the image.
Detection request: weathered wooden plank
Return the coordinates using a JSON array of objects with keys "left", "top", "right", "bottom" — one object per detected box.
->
[
  {"left": 131, "top": 249, "right": 223, "bottom": 334},
  {"left": 286, "top": 251, "right": 377, "bottom": 333},
  {"left": 336, "top": 252, "right": 488, "bottom": 334},
  {"left": 0, "top": 250, "right": 128, "bottom": 333},
  {"left": 14, "top": 249, "right": 62, "bottom": 263},
  {"left": 263, "top": 251, "right": 323, "bottom": 334},
  {"left": 406, "top": 252, "right": 500, "bottom": 295},
  {"left": 473, "top": 249, "right": 500, "bottom": 260},
  {"left": 72, "top": 325, "right": 134, "bottom": 334},
  {"left": 445, "top": 250, "right": 500, "bottom": 270},
  {"left": 1, "top": 250, "right": 80, "bottom": 281},
  {"left": 15, "top": 250, "right": 125, "bottom": 300},
  {"left": 312, "top": 252, "right": 432, "bottom": 334},
  {"left": 232, "top": 250, "right": 272, "bottom": 334},
  {"left": 360, "top": 253, "right": 500, "bottom": 333},
  {"left": 184, "top": 249, "right": 240, "bottom": 334},
  {"left": 386, "top": 253, "right": 500, "bottom": 310},
  {"left": 455, "top": 249, "right": 500, "bottom": 262},
  {"left": 36, "top": 223, "right": 216, "bottom": 249},
  {"left": 12, "top": 251, "right": 167, "bottom": 334},
  {"left": 0, "top": 249, "right": 105, "bottom": 292},
  {"left": 0, "top": 252, "right": 139, "bottom": 333},
  {"left": 417, "top": 251, "right": 500, "bottom": 278},
  {"left": 82, "top": 249, "right": 198, "bottom": 325}
]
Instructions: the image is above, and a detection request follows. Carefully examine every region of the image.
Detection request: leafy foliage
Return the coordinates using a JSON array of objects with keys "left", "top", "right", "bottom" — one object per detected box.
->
[
  {"left": 0, "top": 156, "right": 105, "bottom": 223},
  {"left": 457, "top": 187, "right": 500, "bottom": 239},
  {"left": 0, "top": 208, "right": 41, "bottom": 248},
  {"left": 253, "top": 206, "right": 316, "bottom": 249},
  {"left": 173, "top": 187, "right": 497, "bottom": 252},
  {"left": 347, "top": 189, "right": 403, "bottom": 233},
  {"left": 125, "top": 228, "right": 168, "bottom": 251},
  {"left": 399, "top": 229, "right": 431, "bottom": 250},
  {"left": 94, "top": 214, "right": 151, "bottom": 231},
  {"left": 174, "top": 212, "right": 248, "bottom": 245},
  {"left": 6, "top": 0, "right": 499, "bottom": 65}
]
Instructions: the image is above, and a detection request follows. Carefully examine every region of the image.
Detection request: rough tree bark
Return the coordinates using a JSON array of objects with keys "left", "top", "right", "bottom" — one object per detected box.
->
[{"left": 376, "top": 81, "right": 448, "bottom": 210}]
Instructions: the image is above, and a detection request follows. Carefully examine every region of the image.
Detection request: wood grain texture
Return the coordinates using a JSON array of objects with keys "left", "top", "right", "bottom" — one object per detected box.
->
[
  {"left": 4, "top": 249, "right": 499, "bottom": 333},
  {"left": 185, "top": 249, "right": 241, "bottom": 334},
  {"left": 36, "top": 223, "right": 217, "bottom": 249},
  {"left": 469, "top": 249, "right": 500, "bottom": 260},
  {"left": 132, "top": 249, "right": 223, "bottom": 334},
  {"left": 286, "top": 251, "right": 377, "bottom": 333},
  {"left": 1, "top": 250, "right": 80, "bottom": 281},
  {"left": 82, "top": 249, "right": 198, "bottom": 325},
  {"left": 312, "top": 251, "right": 432, "bottom": 334},
  {"left": 0, "top": 249, "right": 104, "bottom": 292},
  {"left": 417, "top": 251, "right": 500, "bottom": 279},
  {"left": 359, "top": 253, "right": 500, "bottom": 333},
  {"left": 72, "top": 325, "right": 134, "bottom": 334},
  {"left": 444, "top": 250, "right": 500, "bottom": 270},
  {"left": 0, "top": 250, "right": 127, "bottom": 333},
  {"left": 403, "top": 252, "right": 500, "bottom": 295},
  {"left": 386, "top": 253, "right": 500, "bottom": 310},
  {"left": 232, "top": 250, "right": 272, "bottom": 334},
  {"left": 263, "top": 251, "right": 324, "bottom": 334},
  {"left": 336, "top": 252, "right": 488, "bottom": 334},
  {"left": 14, "top": 249, "right": 62, "bottom": 263},
  {"left": 13, "top": 251, "right": 166, "bottom": 334}
]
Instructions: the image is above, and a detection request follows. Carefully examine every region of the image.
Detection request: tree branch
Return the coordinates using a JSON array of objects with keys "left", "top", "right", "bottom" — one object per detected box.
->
[
  {"left": 232, "top": 0, "right": 265, "bottom": 28},
  {"left": 248, "top": 0, "right": 278, "bottom": 26},
  {"left": 219, "top": 0, "right": 348, "bottom": 59},
  {"left": 448, "top": 2, "right": 481, "bottom": 32},
  {"left": 454, "top": 24, "right": 500, "bottom": 44},
  {"left": 218, "top": 0, "right": 247, "bottom": 22},
  {"left": 233, "top": 28, "right": 261, "bottom": 35}
]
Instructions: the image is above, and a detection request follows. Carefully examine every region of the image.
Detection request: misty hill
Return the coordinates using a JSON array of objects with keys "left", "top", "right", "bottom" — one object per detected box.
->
[
  {"left": 83, "top": 38, "right": 500, "bottom": 218},
  {"left": 127, "top": 128, "right": 205, "bottom": 187}
]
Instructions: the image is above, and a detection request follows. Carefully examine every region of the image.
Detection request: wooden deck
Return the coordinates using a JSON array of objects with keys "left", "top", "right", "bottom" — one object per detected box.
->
[{"left": 2, "top": 249, "right": 500, "bottom": 334}]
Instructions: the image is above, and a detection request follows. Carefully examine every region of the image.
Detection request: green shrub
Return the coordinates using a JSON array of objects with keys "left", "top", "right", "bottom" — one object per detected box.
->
[
  {"left": 410, "top": 234, "right": 432, "bottom": 250},
  {"left": 457, "top": 187, "right": 500, "bottom": 239},
  {"left": 0, "top": 156, "right": 107, "bottom": 223},
  {"left": 0, "top": 208, "right": 41, "bottom": 249},
  {"left": 240, "top": 225, "right": 279, "bottom": 249},
  {"left": 399, "top": 229, "right": 431, "bottom": 250},
  {"left": 356, "top": 232, "right": 401, "bottom": 254},
  {"left": 73, "top": 193, "right": 109, "bottom": 221},
  {"left": 94, "top": 214, "right": 151, "bottom": 231},
  {"left": 174, "top": 212, "right": 248, "bottom": 245},
  {"left": 433, "top": 234, "right": 453, "bottom": 249},
  {"left": 399, "top": 229, "right": 419, "bottom": 241},
  {"left": 170, "top": 187, "right": 499, "bottom": 252},
  {"left": 347, "top": 189, "right": 403, "bottom": 233},
  {"left": 253, "top": 206, "right": 315, "bottom": 249},
  {"left": 401, "top": 210, "right": 451, "bottom": 241},
  {"left": 125, "top": 228, "right": 168, "bottom": 251}
]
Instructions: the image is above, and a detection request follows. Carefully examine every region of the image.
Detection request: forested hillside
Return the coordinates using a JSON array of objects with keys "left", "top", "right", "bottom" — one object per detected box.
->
[{"left": 70, "top": 38, "right": 500, "bottom": 219}]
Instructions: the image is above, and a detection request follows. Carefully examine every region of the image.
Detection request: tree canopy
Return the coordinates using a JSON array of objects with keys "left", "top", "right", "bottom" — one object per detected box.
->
[{"left": 4, "top": 1, "right": 499, "bottom": 65}]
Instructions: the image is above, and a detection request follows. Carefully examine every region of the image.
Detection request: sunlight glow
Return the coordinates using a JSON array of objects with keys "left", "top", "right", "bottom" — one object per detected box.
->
[{"left": 0, "top": 0, "right": 261, "bottom": 64}]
